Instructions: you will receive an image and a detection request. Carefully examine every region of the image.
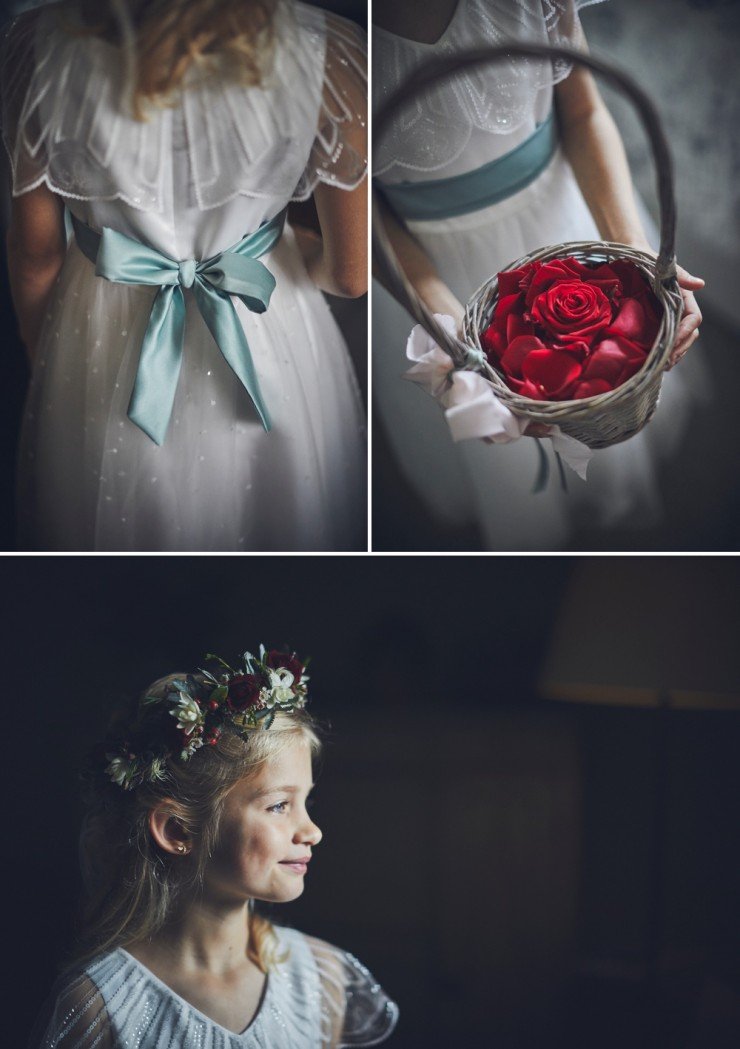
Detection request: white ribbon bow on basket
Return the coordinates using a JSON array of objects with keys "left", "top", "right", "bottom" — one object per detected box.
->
[{"left": 404, "top": 314, "right": 594, "bottom": 482}]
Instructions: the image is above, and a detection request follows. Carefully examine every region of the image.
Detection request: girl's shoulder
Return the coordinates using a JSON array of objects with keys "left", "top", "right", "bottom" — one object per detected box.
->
[
  {"left": 271, "top": 926, "right": 400, "bottom": 1046},
  {"left": 30, "top": 962, "right": 118, "bottom": 1049}
]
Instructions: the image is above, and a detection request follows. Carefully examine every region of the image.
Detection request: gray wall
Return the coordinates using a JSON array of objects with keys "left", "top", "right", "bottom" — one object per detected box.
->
[{"left": 581, "top": 0, "right": 740, "bottom": 328}]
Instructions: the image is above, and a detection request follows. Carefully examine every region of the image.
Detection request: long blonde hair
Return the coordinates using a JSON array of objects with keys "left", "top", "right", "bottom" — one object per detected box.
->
[
  {"left": 72, "top": 674, "right": 321, "bottom": 972},
  {"left": 66, "top": 0, "right": 278, "bottom": 119}
]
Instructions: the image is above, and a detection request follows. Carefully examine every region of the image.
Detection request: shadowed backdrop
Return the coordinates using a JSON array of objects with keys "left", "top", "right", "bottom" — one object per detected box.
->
[{"left": 3, "top": 555, "right": 740, "bottom": 1048}]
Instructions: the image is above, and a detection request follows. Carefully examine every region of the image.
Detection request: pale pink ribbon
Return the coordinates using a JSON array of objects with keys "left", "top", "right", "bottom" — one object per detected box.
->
[{"left": 404, "top": 315, "right": 593, "bottom": 481}]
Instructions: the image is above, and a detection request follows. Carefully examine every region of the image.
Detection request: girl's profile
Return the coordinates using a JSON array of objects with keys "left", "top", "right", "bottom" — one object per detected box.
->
[{"left": 32, "top": 646, "right": 398, "bottom": 1048}]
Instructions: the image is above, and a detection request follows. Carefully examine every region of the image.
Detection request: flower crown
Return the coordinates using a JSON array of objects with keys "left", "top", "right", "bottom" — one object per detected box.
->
[{"left": 104, "top": 646, "right": 309, "bottom": 790}]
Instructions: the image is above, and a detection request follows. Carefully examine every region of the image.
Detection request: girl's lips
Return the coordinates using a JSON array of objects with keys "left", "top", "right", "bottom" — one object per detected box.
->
[{"left": 279, "top": 857, "right": 311, "bottom": 874}]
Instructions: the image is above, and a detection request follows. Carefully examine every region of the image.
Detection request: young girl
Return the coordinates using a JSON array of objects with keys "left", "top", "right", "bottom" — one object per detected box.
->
[
  {"left": 372, "top": 0, "right": 705, "bottom": 551},
  {"left": 32, "top": 647, "right": 398, "bottom": 1047},
  {"left": 3, "top": 0, "right": 367, "bottom": 551}
]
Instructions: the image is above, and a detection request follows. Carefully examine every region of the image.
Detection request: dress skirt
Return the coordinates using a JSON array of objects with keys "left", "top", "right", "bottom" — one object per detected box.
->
[{"left": 18, "top": 225, "right": 367, "bottom": 552}]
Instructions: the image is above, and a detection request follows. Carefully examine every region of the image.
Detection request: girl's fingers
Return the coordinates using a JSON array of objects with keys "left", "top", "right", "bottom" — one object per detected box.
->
[
  {"left": 676, "top": 313, "right": 701, "bottom": 343},
  {"left": 675, "top": 264, "right": 705, "bottom": 289},
  {"left": 667, "top": 327, "right": 700, "bottom": 369}
]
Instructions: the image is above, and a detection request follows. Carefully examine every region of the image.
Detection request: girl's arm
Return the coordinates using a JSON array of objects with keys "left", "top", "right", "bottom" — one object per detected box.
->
[
  {"left": 554, "top": 58, "right": 704, "bottom": 367},
  {"left": 296, "top": 176, "right": 368, "bottom": 299},
  {"left": 373, "top": 195, "right": 465, "bottom": 330},
  {"left": 6, "top": 183, "right": 67, "bottom": 361}
]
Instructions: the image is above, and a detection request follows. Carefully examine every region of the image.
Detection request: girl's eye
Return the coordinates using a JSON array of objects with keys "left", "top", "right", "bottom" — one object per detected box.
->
[{"left": 267, "top": 801, "right": 289, "bottom": 814}]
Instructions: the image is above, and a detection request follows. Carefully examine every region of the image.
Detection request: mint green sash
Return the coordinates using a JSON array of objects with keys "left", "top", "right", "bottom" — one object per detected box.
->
[
  {"left": 378, "top": 111, "right": 556, "bottom": 221},
  {"left": 72, "top": 210, "right": 286, "bottom": 445}
]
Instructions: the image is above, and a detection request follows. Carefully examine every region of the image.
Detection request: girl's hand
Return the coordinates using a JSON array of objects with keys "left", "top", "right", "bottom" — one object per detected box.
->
[
  {"left": 667, "top": 264, "right": 704, "bottom": 370},
  {"left": 628, "top": 242, "right": 705, "bottom": 369}
]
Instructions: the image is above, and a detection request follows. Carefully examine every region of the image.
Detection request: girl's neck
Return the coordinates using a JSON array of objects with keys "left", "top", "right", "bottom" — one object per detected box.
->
[{"left": 129, "top": 897, "right": 253, "bottom": 978}]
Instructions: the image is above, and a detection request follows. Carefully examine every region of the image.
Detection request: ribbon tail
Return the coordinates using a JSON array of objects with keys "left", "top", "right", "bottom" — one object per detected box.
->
[
  {"left": 194, "top": 282, "right": 271, "bottom": 432},
  {"left": 548, "top": 429, "right": 593, "bottom": 481},
  {"left": 532, "top": 439, "right": 550, "bottom": 494},
  {"left": 127, "top": 285, "right": 186, "bottom": 445}
]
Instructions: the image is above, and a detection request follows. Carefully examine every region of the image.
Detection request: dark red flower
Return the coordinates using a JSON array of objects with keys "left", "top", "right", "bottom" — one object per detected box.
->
[
  {"left": 227, "top": 673, "right": 263, "bottom": 711},
  {"left": 266, "top": 650, "right": 304, "bottom": 683},
  {"left": 530, "top": 280, "right": 613, "bottom": 346}
]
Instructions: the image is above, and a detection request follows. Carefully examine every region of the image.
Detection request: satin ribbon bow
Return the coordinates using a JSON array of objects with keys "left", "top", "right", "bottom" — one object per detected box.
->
[
  {"left": 73, "top": 210, "right": 286, "bottom": 445},
  {"left": 404, "top": 315, "right": 593, "bottom": 482}
]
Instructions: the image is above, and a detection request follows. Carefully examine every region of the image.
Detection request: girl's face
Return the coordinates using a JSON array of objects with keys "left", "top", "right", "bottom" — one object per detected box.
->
[{"left": 204, "top": 738, "right": 322, "bottom": 905}]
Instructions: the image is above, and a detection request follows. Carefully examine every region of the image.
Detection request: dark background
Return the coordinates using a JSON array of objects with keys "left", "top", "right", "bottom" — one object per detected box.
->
[{"left": 3, "top": 555, "right": 739, "bottom": 1048}]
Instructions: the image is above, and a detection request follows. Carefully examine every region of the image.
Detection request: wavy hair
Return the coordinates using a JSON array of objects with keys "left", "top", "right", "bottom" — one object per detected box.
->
[
  {"left": 71, "top": 673, "right": 321, "bottom": 972},
  {"left": 66, "top": 0, "right": 278, "bottom": 119}
]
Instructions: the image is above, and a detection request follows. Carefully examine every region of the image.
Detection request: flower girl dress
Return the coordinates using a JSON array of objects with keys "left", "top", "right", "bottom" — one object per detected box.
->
[
  {"left": 32, "top": 926, "right": 399, "bottom": 1048},
  {"left": 373, "top": 0, "right": 704, "bottom": 550},
  {"left": 3, "top": 1, "right": 367, "bottom": 551}
]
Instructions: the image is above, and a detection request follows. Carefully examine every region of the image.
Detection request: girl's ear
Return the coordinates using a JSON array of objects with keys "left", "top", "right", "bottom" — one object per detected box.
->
[{"left": 148, "top": 801, "right": 192, "bottom": 856}]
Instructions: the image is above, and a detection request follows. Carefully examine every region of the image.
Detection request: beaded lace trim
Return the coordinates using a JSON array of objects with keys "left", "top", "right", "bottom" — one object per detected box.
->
[{"left": 373, "top": 0, "right": 606, "bottom": 177}]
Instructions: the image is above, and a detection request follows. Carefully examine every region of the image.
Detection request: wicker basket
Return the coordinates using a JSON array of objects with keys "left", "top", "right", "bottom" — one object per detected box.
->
[{"left": 373, "top": 43, "right": 684, "bottom": 450}]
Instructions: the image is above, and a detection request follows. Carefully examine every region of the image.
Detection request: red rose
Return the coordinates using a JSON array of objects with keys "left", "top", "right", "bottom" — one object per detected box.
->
[
  {"left": 482, "top": 257, "right": 660, "bottom": 402},
  {"left": 530, "top": 280, "right": 613, "bottom": 346},
  {"left": 226, "top": 673, "right": 263, "bottom": 711},
  {"left": 266, "top": 650, "right": 303, "bottom": 683},
  {"left": 524, "top": 257, "right": 623, "bottom": 306}
]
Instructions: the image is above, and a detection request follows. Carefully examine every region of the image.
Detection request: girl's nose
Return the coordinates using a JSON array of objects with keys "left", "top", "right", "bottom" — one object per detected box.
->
[{"left": 296, "top": 812, "right": 322, "bottom": 847}]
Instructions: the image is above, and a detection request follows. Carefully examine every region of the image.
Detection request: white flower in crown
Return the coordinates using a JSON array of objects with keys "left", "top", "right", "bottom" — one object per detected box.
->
[
  {"left": 170, "top": 693, "right": 202, "bottom": 734},
  {"left": 106, "top": 754, "right": 137, "bottom": 790},
  {"left": 180, "top": 736, "right": 205, "bottom": 761},
  {"left": 265, "top": 666, "right": 297, "bottom": 706}
]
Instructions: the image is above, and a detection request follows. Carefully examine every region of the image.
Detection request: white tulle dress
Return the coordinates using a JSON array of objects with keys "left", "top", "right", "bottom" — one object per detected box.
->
[
  {"left": 373, "top": 0, "right": 705, "bottom": 550},
  {"left": 2, "top": 1, "right": 367, "bottom": 552},
  {"left": 32, "top": 926, "right": 399, "bottom": 1048}
]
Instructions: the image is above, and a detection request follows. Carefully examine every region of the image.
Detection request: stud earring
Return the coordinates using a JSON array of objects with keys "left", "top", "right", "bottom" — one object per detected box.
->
[{"left": 176, "top": 844, "right": 186, "bottom": 854}]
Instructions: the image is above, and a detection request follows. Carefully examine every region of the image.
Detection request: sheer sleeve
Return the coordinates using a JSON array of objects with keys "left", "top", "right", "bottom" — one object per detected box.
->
[
  {"left": 373, "top": 0, "right": 606, "bottom": 178},
  {"left": 304, "top": 935, "right": 399, "bottom": 1048},
  {"left": 1, "top": 1, "right": 366, "bottom": 211},
  {"left": 292, "top": 11, "right": 367, "bottom": 201},
  {"left": 1, "top": 9, "right": 47, "bottom": 197},
  {"left": 30, "top": 971, "right": 115, "bottom": 1049}
]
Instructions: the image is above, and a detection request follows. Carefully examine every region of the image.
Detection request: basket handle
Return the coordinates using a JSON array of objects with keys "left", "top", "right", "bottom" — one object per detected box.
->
[{"left": 372, "top": 43, "right": 677, "bottom": 366}]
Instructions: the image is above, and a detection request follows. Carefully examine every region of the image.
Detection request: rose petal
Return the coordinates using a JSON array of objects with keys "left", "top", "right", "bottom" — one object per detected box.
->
[
  {"left": 583, "top": 338, "right": 647, "bottom": 386},
  {"left": 481, "top": 324, "right": 505, "bottom": 360},
  {"left": 608, "top": 297, "right": 650, "bottom": 342},
  {"left": 517, "top": 379, "right": 549, "bottom": 400},
  {"left": 500, "top": 334, "right": 546, "bottom": 378},
  {"left": 521, "top": 348, "right": 582, "bottom": 398},
  {"left": 525, "top": 259, "right": 583, "bottom": 305},
  {"left": 506, "top": 311, "right": 536, "bottom": 343},
  {"left": 493, "top": 293, "right": 524, "bottom": 327},
  {"left": 498, "top": 263, "right": 537, "bottom": 297},
  {"left": 570, "top": 378, "right": 614, "bottom": 399}
]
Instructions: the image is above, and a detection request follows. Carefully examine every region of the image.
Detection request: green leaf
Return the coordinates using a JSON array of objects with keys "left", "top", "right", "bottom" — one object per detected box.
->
[
  {"left": 210, "top": 685, "right": 228, "bottom": 705},
  {"left": 204, "top": 654, "right": 233, "bottom": 671}
]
